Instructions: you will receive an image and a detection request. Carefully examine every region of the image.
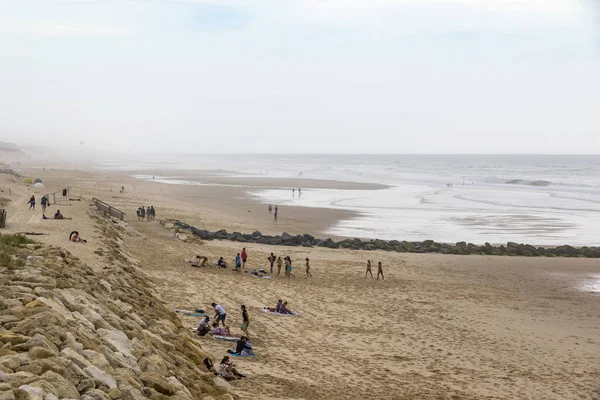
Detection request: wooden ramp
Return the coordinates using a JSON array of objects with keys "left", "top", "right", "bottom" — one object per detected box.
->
[{"left": 92, "top": 198, "right": 126, "bottom": 221}]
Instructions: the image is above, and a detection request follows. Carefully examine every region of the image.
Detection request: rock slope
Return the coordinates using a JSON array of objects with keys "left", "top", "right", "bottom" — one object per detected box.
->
[{"left": 0, "top": 215, "right": 236, "bottom": 400}]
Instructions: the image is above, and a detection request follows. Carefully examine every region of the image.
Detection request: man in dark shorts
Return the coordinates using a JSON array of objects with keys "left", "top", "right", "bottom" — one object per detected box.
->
[
  {"left": 267, "top": 253, "right": 276, "bottom": 274},
  {"left": 241, "top": 248, "right": 248, "bottom": 268},
  {"left": 212, "top": 303, "right": 227, "bottom": 326}
]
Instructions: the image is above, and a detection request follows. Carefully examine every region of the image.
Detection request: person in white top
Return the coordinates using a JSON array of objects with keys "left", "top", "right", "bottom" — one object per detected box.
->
[{"left": 212, "top": 303, "right": 227, "bottom": 327}]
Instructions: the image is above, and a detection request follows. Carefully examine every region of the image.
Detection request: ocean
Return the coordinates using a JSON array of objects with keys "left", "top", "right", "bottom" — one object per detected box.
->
[{"left": 100, "top": 154, "right": 600, "bottom": 246}]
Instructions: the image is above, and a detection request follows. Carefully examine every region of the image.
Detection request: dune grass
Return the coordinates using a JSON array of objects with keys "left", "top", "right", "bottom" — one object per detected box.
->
[{"left": 0, "top": 233, "right": 36, "bottom": 267}]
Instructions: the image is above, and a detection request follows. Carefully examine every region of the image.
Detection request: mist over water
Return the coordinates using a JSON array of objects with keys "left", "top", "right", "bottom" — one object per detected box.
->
[{"left": 111, "top": 154, "right": 600, "bottom": 245}]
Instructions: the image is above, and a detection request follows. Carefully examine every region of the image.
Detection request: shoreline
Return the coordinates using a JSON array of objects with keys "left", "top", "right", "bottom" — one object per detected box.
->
[{"left": 5, "top": 165, "right": 598, "bottom": 247}]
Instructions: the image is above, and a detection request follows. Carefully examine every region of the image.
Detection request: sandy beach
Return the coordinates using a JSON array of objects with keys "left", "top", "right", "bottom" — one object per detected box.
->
[{"left": 1, "top": 167, "right": 599, "bottom": 400}]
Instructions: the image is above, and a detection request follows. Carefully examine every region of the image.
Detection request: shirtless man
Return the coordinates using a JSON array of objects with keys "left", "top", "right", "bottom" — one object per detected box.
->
[
  {"left": 377, "top": 261, "right": 384, "bottom": 280},
  {"left": 365, "top": 260, "right": 373, "bottom": 278}
]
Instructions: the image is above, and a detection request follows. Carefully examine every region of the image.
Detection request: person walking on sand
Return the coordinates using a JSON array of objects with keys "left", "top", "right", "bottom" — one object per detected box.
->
[
  {"left": 146, "top": 206, "right": 151, "bottom": 221},
  {"left": 305, "top": 258, "right": 312, "bottom": 277},
  {"left": 240, "top": 305, "right": 250, "bottom": 338},
  {"left": 212, "top": 303, "right": 227, "bottom": 327},
  {"left": 276, "top": 256, "right": 283, "bottom": 275},
  {"left": 40, "top": 195, "right": 49, "bottom": 212},
  {"left": 241, "top": 248, "right": 247, "bottom": 269},
  {"left": 285, "top": 256, "right": 294, "bottom": 279},
  {"left": 140, "top": 206, "right": 146, "bottom": 221},
  {"left": 377, "top": 261, "right": 384, "bottom": 280},
  {"left": 268, "top": 204, "right": 272, "bottom": 213},
  {"left": 365, "top": 260, "right": 373, "bottom": 278},
  {"left": 274, "top": 207, "right": 278, "bottom": 222},
  {"left": 150, "top": 205, "right": 156, "bottom": 220},
  {"left": 136, "top": 208, "right": 141, "bottom": 221},
  {"left": 267, "top": 252, "right": 276, "bottom": 274},
  {"left": 28, "top": 195, "right": 36, "bottom": 210},
  {"left": 235, "top": 253, "right": 242, "bottom": 272}
]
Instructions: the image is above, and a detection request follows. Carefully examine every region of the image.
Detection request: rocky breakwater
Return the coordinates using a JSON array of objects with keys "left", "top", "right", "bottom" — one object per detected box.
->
[
  {"left": 161, "top": 219, "right": 600, "bottom": 258},
  {"left": 0, "top": 223, "right": 237, "bottom": 399}
]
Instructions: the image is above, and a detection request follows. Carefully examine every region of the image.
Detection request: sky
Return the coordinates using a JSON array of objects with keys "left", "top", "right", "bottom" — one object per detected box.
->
[{"left": 0, "top": 0, "right": 599, "bottom": 155}]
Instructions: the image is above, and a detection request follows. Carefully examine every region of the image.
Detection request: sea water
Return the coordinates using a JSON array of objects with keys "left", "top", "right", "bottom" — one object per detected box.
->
[{"left": 101, "top": 154, "right": 600, "bottom": 246}]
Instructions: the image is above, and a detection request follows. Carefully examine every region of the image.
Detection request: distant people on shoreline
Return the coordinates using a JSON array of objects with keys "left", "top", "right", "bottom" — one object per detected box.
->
[
  {"left": 274, "top": 205, "right": 279, "bottom": 222},
  {"left": 268, "top": 204, "right": 272, "bottom": 213}
]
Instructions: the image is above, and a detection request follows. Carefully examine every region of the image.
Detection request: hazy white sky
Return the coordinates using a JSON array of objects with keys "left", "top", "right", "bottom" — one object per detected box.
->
[{"left": 0, "top": 0, "right": 599, "bottom": 154}]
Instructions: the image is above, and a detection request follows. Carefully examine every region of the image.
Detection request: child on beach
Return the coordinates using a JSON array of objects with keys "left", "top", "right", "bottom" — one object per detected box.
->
[
  {"left": 241, "top": 248, "right": 247, "bottom": 268},
  {"left": 377, "top": 261, "right": 384, "bottom": 280},
  {"left": 305, "top": 258, "right": 312, "bottom": 277},
  {"left": 219, "top": 356, "right": 245, "bottom": 380},
  {"left": 211, "top": 322, "right": 231, "bottom": 336}
]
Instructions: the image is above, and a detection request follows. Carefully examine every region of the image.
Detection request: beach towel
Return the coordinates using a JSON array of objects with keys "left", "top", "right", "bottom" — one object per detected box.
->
[
  {"left": 261, "top": 308, "right": 301, "bottom": 317},
  {"left": 227, "top": 350, "right": 255, "bottom": 357},
  {"left": 213, "top": 334, "right": 242, "bottom": 342},
  {"left": 175, "top": 308, "right": 207, "bottom": 317},
  {"left": 251, "top": 274, "right": 271, "bottom": 279}
]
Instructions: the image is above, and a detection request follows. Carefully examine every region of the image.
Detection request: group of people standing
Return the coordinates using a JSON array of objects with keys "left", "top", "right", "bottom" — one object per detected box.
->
[
  {"left": 267, "top": 252, "right": 312, "bottom": 278},
  {"left": 136, "top": 206, "right": 156, "bottom": 221}
]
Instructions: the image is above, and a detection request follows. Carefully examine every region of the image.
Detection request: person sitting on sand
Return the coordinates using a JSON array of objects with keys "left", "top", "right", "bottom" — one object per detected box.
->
[
  {"left": 217, "top": 257, "right": 228, "bottom": 268},
  {"left": 235, "top": 336, "right": 254, "bottom": 357},
  {"left": 197, "top": 316, "right": 211, "bottom": 336},
  {"left": 69, "top": 231, "right": 87, "bottom": 243},
  {"left": 276, "top": 256, "right": 283, "bottom": 275},
  {"left": 54, "top": 210, "right": 64, "bottom": 219},
  {"left": 219, "top": 356, "right": 245, "bottom": 380},
  {"left": 279, "top": 301, "right": 295, "bottom": 315},
  {"left": 264, "top": 299, "right": 283, "bottom": 313},
  {"left": 211, "top": 322, "right": 231, "bottom": 336}
]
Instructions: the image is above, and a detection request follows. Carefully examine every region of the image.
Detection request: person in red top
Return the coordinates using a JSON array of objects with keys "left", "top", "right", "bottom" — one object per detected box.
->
[{"left": 241, "top": 248, "right": 247, "bottom": 269}]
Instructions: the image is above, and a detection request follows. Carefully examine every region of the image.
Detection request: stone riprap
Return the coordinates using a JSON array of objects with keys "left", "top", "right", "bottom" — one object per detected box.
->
[
  {"left": 0, "top": 216, "right": 237, "bottom": 400},
  {"left": 161, "top": 219, "right": 600, "bottom": 258}
]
